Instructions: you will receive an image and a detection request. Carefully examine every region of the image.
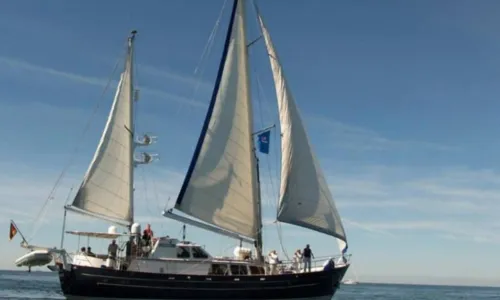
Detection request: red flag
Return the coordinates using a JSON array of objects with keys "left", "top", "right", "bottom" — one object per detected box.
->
[{"left": 9, "top": 222, "right": 17, "bottom": 241}]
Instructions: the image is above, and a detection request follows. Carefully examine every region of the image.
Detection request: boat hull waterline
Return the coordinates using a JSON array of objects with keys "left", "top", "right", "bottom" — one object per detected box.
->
[{"left": 59, "top": 264, "right": 349, "bottom": 300}]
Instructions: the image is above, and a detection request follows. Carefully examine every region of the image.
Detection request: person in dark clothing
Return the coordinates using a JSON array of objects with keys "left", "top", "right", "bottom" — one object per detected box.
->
[
  {"left": 86, "top": 247, "right": 96, "bottom": 257},
  {"left": 125, "top": 240, "right": 132, "bottom": 257},
  {"left": 302, "top": 244, "right": 314, "bottom": 272},
  {"left": 108, "top": 239, "right": 119, "bottom": 259},
  {"left": 142, "top": 223, "right": 154, "bottom": 246}
]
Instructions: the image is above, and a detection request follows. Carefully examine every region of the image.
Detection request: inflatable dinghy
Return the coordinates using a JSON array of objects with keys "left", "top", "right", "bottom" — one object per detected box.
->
[{"left": 15, "top": 250, "right": 53, "bottom": 267}]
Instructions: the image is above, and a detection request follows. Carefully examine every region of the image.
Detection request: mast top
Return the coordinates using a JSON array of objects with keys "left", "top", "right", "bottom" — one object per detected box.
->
[{"left": 129, "top": 30, "right": 138, "bottom": 41}]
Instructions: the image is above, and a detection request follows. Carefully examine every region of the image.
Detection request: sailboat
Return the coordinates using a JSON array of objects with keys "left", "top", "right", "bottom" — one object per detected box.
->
[{"left": 10, "top": 0, "right": 351, "bottom": 299}]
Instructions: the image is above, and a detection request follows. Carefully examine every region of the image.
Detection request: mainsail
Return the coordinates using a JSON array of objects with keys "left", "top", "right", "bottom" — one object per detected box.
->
[
  {"left": 256, "top": 10, "right": 348, "bottom": 253},
  {"left": 169, "top": 0, "right": 348, "bottom": 254},
  {"left": 67, "top": 33, "right": 136, "bottom": 226},
  {"left": 174, "top": 0, "right": 260, "bottom": 240}
]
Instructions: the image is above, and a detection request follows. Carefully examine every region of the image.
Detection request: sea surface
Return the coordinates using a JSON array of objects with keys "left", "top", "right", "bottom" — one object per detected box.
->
[{"left": 0, "top": 270, "right": 499, "bottom": 299}]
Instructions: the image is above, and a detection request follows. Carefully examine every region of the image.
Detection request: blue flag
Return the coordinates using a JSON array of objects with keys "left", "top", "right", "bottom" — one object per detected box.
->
[
  {"left": 257, "top": 130, "right": 271, "bottom": 154},
  {"left": 342, "top": 244, "right": 348, "bottom": 255}
]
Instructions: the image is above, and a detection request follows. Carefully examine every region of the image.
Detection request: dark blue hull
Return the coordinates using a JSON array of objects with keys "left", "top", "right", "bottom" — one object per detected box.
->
[{"left": 58, "top": 264, "right": 348, "bottom": 299}]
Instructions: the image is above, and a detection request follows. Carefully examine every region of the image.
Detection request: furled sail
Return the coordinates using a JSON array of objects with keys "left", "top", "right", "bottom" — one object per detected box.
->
[
  {"left": 257, "top": 10, "right": 348, "bottom": 253},
  {"left": 174, "top": 0, "right": 260, "bottom": 240},
  {"left": 67, "top": 35, "right": 135, "bottom": 226}
]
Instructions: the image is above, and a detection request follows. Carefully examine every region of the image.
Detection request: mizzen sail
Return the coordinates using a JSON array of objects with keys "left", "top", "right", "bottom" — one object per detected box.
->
[
  {"left": 68, "top": 33, "right": 136, "bottom": 226},
  {"left": 256, "top": 10, "right": 348, "bottom": 253},
  {"left": 174, "top": 0, "right": 260, "bottom": 240}
]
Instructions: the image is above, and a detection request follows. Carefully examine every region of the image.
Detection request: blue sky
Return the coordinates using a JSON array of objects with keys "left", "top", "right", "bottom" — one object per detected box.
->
[{"left": 1, "top": 0, "right": 500, "bottom": 286}]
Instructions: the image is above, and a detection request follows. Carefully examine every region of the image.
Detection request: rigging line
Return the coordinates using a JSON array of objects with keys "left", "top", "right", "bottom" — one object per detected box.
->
[
  {"left": 175, "top": 0, "right": 227, "bottom": 117},
  {"left": 132, "top": 29, "right": 140, "bottom": 89},
  {"left": 252, "top": 76, "right": 290, "bottom": 261},
  {"left": 252, "top": 69, "right": 280, "bottom": 210},
  {"left": 276, "top": 222, "right": 290, "bottom": 260},
  {"left": 193, "top": 0, "right": 228, "bottom": 77},
  {"left": 247, "top": 7, "right": 286, "bottom": 258},
  {"left": 255, "top": 78, "right": 287, "bottom": 260},
  {"left": 249, "top": 40, "right": 280, "bottom": 203},
  {"left": 149, "top": 169, "right": 165, "bottom": 214},
  {"left": 166, "top": 0, "right": 226, "bottom": 169},
  {"left": 249, "top": 2, "right": 289, "bottom": 260},
  {"left": 28, "top": 43, "right": 128, "bottom": 242},
  {"left": 255, "top": 71, "right": 281, "bottom": 202},
  {"left": 144, "top": 165, "right": 162, "bottom": 210},
  {"left": 177, "top": 225, "right": 184, "bottom": 238},
  {"left": 249, "top": 0, "right": 281, "bottom": 195},
  {"left": 255, "top": 76, "right": 278, "bottom": 204},
  {"left": 139, "top": 166, "right": 164, "bottom": 231},
  {"left": 248, "top": 37, "right": 278, "bottom": 209},
  {"left": 139, "top": 166, "right": 152, "bottom": 215},
  {"left": 158, "top": 1, "right": 227, "bottom": 216}
]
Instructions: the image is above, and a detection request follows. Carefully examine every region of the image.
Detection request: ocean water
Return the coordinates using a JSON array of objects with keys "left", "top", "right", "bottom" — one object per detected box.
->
[{"left": 0, "top": 270, "right": 499, "bottom": 300}]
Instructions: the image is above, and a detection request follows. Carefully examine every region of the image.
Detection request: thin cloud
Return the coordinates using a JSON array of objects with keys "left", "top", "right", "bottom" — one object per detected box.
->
[
  {"left": 333, "top": 166, "right": 500, "bottom": 244},
  {"left": 0, "top": 56, "right": 207, "bottom": 108},
  {"left": 0, "top": 163, "right": 184, "bottom": 238},
  {"left": 342, "top": 218, "right": 394, "bottom": 236},
  {"left": 348, "top": 219, "right": 500, "bottom": 244},
  {"left": 307, "top": 114, "right": 458, "bottom": 152},
  {"left": 138, "top": 64, "right": 212, "bottom": 91}
]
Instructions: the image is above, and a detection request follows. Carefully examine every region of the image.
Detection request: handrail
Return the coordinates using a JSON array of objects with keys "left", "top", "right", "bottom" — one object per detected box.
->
[
  {"left": 268, "top": 254, "right": 351, "bottom": 273},
  {"left": 272, "top": 254, "right": 351, "bottom": 265}
]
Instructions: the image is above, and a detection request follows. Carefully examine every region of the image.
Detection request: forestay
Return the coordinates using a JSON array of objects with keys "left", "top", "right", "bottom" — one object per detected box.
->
[
  {"left": 174, "top": 0, "right": 260, "bottom": 240},
  {"left": 68, "top": 37, "right": 135, "bottom": 226},
  {"left": 257, "top": 10, "right": 348, "bottom": 253}
]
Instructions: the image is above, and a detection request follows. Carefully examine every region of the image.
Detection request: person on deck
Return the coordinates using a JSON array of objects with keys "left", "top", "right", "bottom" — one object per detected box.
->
[
  {"left": 303, "top": 244, "right": 314, "bottom": 273},
  {"left": 268, "top": 250, "right": 279, "bottom": 275},
  {"left": 108, "top": 239, "right": 119, "bottom": 259},
  {"left": 142, "top": 224, "right": 154, "bottom": 244},
  {"left": 86, "top": 247, "right": 96, "bottom": 257},
  {"left": 293, "top": 249, "right": 302, "bottom": 271},
  {"left": 80, "top": 247, "right": 86, "bottom": 255}
]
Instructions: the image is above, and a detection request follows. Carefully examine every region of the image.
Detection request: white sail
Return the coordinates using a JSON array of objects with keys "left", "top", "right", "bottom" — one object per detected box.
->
[
  {"left": 174, "top": 1, "right": 259, "bottom": 240},
  {"left": 68, "top": 37, "right": 135, "bottom": 226},
  {"left": 257, "top": 11, "right": 348, "bottom": 252}
]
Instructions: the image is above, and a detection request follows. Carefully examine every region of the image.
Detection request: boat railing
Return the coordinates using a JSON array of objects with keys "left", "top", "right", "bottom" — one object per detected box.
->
[{"left": 271, "top": 254, "right": 351, "bottom": 273}]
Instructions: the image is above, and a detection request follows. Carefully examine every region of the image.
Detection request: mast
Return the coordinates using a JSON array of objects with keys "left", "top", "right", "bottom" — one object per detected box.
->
[
  {"left": 65, "top": 29, "right": 155, "bottom": 227},
  {"left": 165, "top": 0, "right": 265, "bottom": 257},
  {"left": 245, "top": 1, "right": 266, "bottom": 263},
  {"left": 253, "top": 148, "right": 264, "bottom": 262},
  {"left": 128, "top": 30, "right": 137, "bottom": 226},
  {"left": 242, "top": 0, "right": 264, "bottom": 261},
  {"left": 251, "top": 124, "right": 275, "bottom": 263}
]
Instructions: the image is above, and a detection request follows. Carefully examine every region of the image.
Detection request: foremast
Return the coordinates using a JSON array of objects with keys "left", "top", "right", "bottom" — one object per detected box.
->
[
  {"left": 127, "top": 30, "right": 137, "bottom": 225},
  {"left": 62, "top": 30, "right": 157, "bottom": 238}
]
